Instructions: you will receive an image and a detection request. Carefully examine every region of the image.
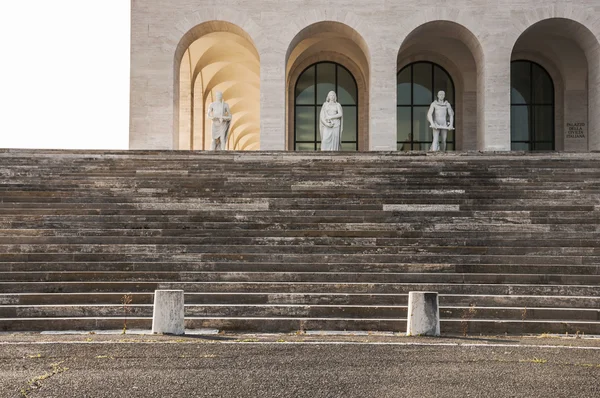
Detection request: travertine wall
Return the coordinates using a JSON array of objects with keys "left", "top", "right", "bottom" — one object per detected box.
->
[{"left": 130, "top": 0, "right": 600, "bottom": 151}]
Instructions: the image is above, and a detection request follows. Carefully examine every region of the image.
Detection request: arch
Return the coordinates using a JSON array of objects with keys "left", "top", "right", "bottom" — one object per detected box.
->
[
  {"left": 286, "top": 21, "right": 370, "bottom": 151},
  {"left": 397, "top": 20, "right": 484, "bottom": 151},
  {"left": 510, "top": 17, "right": 600, "bottom": 152},
  {"left": 174, "top": 21, "right": 261, "bottom": 151}
]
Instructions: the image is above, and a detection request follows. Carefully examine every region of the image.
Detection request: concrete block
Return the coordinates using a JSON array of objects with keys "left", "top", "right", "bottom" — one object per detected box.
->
[
  {"left": 406, "top": 292, "right": 440, "bottom": 337},
  {"left": 152, "top": 290, "right": 185, "bottom": 335}
]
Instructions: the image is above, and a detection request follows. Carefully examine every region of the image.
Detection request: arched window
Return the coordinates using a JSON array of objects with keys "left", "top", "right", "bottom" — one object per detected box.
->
[
  {"left": 294, "top": 62, "right": 358, "bottom": 151},
  {"left": 397, "top": 62, "right": 455, "bottom": 151},
  {"left": 511, "top": 61, "right": 555, "bottom": 151}
]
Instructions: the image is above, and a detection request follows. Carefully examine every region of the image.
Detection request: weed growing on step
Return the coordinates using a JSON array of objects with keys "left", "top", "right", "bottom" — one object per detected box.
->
[
  {"left": 521, "top": 307, "right": 528, "bottom": 321},
  {"left": 298, "top": 321, "right": 307, "bottom": 335},
  {"left": 121, "top": 294, "right": 133, "bottom": 334},
  {"left": 520, "top": 307, "right": 528, "bottom": 334},
  {"left": 461, "top": 304, "right": 477, "bottom": 336}
]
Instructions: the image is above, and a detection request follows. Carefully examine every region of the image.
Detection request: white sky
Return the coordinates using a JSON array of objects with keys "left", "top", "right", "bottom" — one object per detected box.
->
[{"left": 0, "top": 1, "right": 130, "bottom": 150}]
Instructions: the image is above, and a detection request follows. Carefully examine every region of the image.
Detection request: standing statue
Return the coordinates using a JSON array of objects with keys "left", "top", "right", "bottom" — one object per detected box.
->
[
  {"left": 427, "top": 90, "right": 455, "bottom": 152},
  {"left": 207, "top": 91, "right": 232, "bottom": 151},
  {"left": 320, "top": 91, "right": 343, "bottom": 151}
]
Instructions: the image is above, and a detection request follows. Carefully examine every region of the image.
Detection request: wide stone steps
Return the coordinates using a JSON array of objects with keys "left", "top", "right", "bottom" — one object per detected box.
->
[
  {"left": 1, "top": 245, "right": 599, "bottom": 257},
  {"left": 1, "top": 304, "right": 599, "bottom": 322},
  {"left": 2, "top": 215, "right": 600, "bottom": 224},
  {"left": 0, "top": 222, "right": 598, "bottom": 230},
  {"left": 1, "top": 282, "right": 597, "bottom": 296},
  {"left": 1, "top": 255, "right": 597, "bottom": 269},
  {"left": 1, "top": 235, "right": 599, "bottom": 246},
  {"left": 1, "top": 272, "right": 598, "bottom": 285},
  {"left": 6, "top": 293, "right": 600, "bottom": 308},
  {"left": 1, "top": 230, "right": 600, "bottom": 242},
  {"left": 2, "top": 262, "right": 598, "bottom": 275},
  {"left": 1, "top": 150, "right": 599, "bottom": 334},
  {"left": 0, "top": 255, "right": 597, "bottom": 268}
]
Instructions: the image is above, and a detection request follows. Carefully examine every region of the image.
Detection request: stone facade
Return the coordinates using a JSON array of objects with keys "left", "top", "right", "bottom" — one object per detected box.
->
[{"left": 130, "top": 0, "right": 600, "bottom": 152}]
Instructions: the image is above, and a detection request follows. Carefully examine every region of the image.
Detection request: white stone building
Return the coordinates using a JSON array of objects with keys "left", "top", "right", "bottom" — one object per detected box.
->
[{"left": 130, "top": 0, "right": 600, "bottom": 152}]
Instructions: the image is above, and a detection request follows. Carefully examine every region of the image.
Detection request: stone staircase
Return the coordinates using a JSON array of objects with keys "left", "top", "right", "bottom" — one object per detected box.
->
[{"left": 0, "top": 149, "right": 599, "bottom": 334}]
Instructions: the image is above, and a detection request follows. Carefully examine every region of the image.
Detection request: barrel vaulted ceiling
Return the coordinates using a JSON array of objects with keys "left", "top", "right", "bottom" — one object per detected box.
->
[{"left": 179, "top": 31, "right": 260, "bottom": 150}]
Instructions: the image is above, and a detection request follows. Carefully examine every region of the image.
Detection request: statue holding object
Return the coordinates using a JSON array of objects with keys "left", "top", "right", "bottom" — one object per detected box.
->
[
  {"left": 320, "top": 91, "right": 344, "bottom": 151},
  {"left": 427, "top": 91, "right": 455, "bottom": 152},
  {"left": 207, "top": 91, "right": 232, "bottom": 151}
]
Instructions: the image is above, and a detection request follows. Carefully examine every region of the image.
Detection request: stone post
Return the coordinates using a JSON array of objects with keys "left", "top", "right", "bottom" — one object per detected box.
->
[
  {"left": 406, "top": 292, "right": 440, "bottom": 337},
  {"left": 152, "top": 290, "right": 185, "bottom": 335}
]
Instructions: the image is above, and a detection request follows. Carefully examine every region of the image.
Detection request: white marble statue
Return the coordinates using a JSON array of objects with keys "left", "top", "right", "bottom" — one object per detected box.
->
[
  {"left": 427, "top": 91, "right": 455, "bottom": 152},
  {"left": 320, "top": 91, "right": 343, "bottom": 151},
  {"left": 207, "top": 91, "right": 232, "bottom": 151}
]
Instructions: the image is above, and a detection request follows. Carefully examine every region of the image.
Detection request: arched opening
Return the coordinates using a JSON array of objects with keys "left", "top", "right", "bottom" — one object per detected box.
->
[
  {"left": 397, "top": 62, "right": 456, "bottom": 151},
  {"left": 294, "top": 62, "right": 359, "bottom": 151},
  {"left": 511, "top": 61, "right": 555, "bottom": 151},
  {"left": 511, "top": 18, "right": 600, "bottom": 152},
  {"left": 286, "top": 22, "right": 370, "bottom": 151},
  {"left": 397, "top": 21, "right": 484, "bottom": 151},
  {"left": 174, "top": 21, "right": 260, "bottom": 151}
]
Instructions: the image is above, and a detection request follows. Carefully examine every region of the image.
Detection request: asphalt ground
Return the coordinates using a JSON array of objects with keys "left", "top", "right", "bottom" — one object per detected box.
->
[{"left": 1, "top": 333, "right": 599, "bottom": 398}]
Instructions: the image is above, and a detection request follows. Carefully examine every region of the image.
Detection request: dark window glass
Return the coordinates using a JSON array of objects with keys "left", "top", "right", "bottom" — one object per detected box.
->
[
  {"left": 397, "top": 67, "right": 411, "bottom": 106},
  {"left": 295, "top": 65, "right": 315, "bottom": 105},
  {"left": 413, "top": 106, "right": 431, "bottom": 142},
  {"left": 512, "top": 142, "right": 530, "bottom": 151},
  {"left": 294, "top": 62, "right": 359, "bottom": 151},
  {"left": 413, "top": 62, "right": 433, "bottom": 105},
  {"left": 341, "top": 143, "right": 357, "bottom": 152},
  {"left": 295, "top": 107, "right": 316, "bottom": 142},
  {"left": 316, "top": 63, "right": 336, "bottom": 104},
  {"left": 296, "top": 143, "right": 315, "bottom": 151},
  {"left": 534, "top": 142, "right": 554, "bottom": 151},
  {"left": 338, "top": 66, "right": 357, "bottom": 105},
  {"left": 397, "top": 107, "right": 411, "bottom": 142},
  {"left": 511, "top": 61, "right": 531, "bottom": 105},
  {"left": 510, "top": 106, "right": 529, "bottom": 142},
  {"left": 532, "top": 64, "right": 553, "bottom": 105},
  {"left": 342, "top": 107, "right": 358, "bottom": 142},
  {"left": 397, "top": 62, "right": 456, "bottom": 151},
  {"left": 534, "top": 105, "right": 554, "bottom": 142},
  {"left": 434, "top": 65, "right": 454, "bottom": 102},
  {"left": 511, "top": 61, "right": 554, "bottom": 150}
]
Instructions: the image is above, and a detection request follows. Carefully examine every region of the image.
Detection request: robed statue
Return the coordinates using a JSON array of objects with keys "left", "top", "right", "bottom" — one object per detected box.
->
[
  {"left": 319, "top": 91, "right": 343, "bottom": 151},
  {"left": 427, "top": 90, "right": 455, "bottom": 152},
  {"left": 207, "top": 91, "right": 232, "bottom": 151}
]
